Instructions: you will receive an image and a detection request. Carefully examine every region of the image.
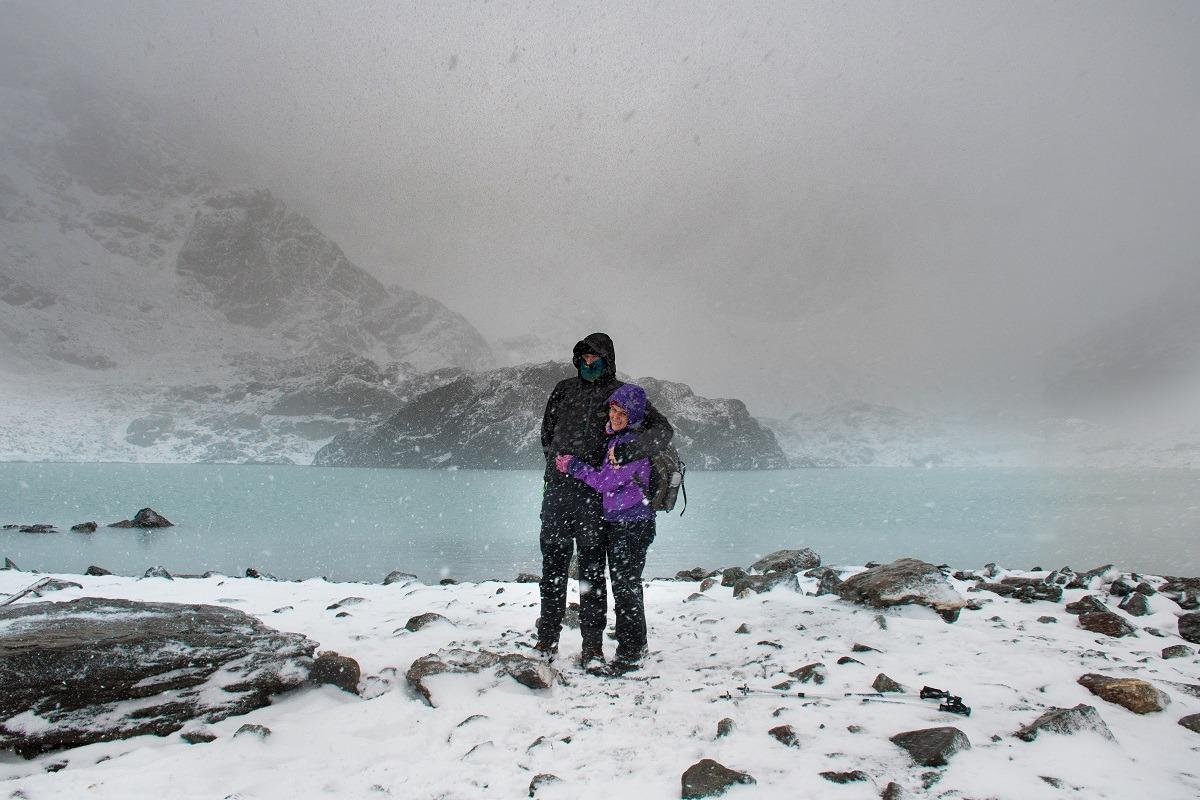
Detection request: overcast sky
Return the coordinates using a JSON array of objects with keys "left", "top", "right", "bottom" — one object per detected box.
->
[{"left": 17, "top": 1, "right": 1200, "bottom": 417}]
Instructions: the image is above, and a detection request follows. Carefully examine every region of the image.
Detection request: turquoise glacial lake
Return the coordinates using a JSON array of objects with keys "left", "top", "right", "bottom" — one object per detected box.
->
[{"left": 1, "top": 463, "right": 1197, "bottom": 582}]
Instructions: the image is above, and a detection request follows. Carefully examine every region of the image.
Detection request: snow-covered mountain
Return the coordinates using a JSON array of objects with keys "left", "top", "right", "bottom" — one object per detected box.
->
[
  {"left": 314, "top": 363, "right": 789, "bottom": 470},
  {"left": 0, "top": 50, "right": 491, "bottom": 383}
]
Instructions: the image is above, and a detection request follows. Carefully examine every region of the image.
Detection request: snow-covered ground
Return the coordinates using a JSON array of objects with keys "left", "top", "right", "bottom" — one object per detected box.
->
[{"left": 1, "top": 564, "right": 1197, "bottom": 799}]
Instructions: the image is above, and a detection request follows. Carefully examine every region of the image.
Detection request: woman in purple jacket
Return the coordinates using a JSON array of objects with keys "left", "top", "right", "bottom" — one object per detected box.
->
[{"left": 554, "top": 382, "right": 655, "bottom": 673}]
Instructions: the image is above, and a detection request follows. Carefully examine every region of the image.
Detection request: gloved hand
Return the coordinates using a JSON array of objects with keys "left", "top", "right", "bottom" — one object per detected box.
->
[
  {"left": 610, "top": 441, "right": 635, "bottom": 466},
  {"left": 554, "top": 453, "right": 574, "bottom": 474}
]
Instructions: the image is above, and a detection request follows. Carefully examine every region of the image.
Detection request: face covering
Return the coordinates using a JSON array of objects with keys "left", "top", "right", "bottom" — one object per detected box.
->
[{"left": 579, "top": 357, "right": 605, "bottom": 382}]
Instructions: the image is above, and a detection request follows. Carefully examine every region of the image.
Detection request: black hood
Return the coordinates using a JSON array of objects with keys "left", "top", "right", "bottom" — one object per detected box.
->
[{"left": 572, "top": 332, "right": 617, "bottom": 381}]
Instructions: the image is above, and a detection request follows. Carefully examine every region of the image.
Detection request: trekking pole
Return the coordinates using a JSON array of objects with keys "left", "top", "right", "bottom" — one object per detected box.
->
[
  {"left": 1, "top": 577, "right": 53, "bottom": 607},
  {"left": 715, "top": 683, "right": 971, "bottom": 716}
]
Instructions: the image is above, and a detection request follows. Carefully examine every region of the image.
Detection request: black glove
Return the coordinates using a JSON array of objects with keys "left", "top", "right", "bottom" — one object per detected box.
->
[{"left": 611, "top": 441, "right": 636, "bottom": 466}]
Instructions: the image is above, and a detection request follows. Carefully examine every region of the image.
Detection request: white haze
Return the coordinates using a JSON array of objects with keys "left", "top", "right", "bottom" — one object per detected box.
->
[{"left": 6, "top": 1, "right": 1200, "bottom": 419}]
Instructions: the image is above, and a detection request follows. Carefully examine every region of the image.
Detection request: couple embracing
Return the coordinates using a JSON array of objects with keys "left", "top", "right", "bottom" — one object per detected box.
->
[{"left": 536, "top": 332, "right": 674, "bottom": 675}]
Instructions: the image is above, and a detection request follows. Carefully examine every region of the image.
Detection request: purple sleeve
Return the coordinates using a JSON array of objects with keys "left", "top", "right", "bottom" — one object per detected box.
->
[{"left": 574, "top": 458, "right": 650, "bottom": 495}]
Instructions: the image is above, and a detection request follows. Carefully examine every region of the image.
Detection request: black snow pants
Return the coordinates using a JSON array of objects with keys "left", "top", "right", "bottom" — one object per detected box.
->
[
  {"left": 538, "top": 475, "right": 608, "bottom": 646},
  {"left": 606, "top": 518, "right": 655, "bottom": 659}
]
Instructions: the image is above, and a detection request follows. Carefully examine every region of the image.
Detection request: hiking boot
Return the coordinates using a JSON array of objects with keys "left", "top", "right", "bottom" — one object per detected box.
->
[
  {"left": 610, "top": 646, "right": 648, "bottom": 674},
  {"left": 533, "top": 639, "right": 558, "bottom": 662},
  {"left": 581, "top": 631, "right": 606, "bottom": 672}
]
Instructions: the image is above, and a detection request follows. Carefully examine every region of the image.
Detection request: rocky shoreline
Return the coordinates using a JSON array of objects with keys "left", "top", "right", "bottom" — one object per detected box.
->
[{"left": 1, "top": 551, "right": 1198, "bottom": 798}]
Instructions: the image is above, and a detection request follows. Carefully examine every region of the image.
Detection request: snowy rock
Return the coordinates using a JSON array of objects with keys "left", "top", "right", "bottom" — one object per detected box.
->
[
  {"left": 1179, "top": 714, "right": 1200, "bottom": 735},
  {"left": 973, "top": 578, "right": 1062, "bottom": 603},
  {"left": 327, "top": 596, "right": 366, "bottom": 610},
  {"left": 734, "top": 623, "right": 751, "bottom": 634},
  {"left": 1160, "top": 577, "right": 1200, "bottom": 610},
  {"left": 405, "top": 612, "right": 452, "bottom": 632},
  {"left": 0, "top": 597, "right": 316, "bottom": 757},
  {"left": 528, "top": 773, "right": 562, "bottom": 796},
  {"left": 180, "top": 729, "right": 218, "bottom": 745},
  {"left": 1067, "top": 564, "right": 1118, "bottom": 590},
  {"left": 1109, "top": 578, "right": 1135, "bottom": 597},
  {"left": 142, "top": 566, "right": 173, "bottom": 580},
  {"left": 889, "top": 727, "right": 971, "bottom": 766},
  {"left": 836, "top": 559, "right": 967, "bottom": 622},
  {"left": 244, "top": 568, "right": 278, "bottom": 580},
  {"left": 1117, "top": 592, "right": 1152, "bottom": 617},
  {"left": 749, "top": 548, "right": 821, "bottom": 573},
  {"left": 881, "top": 782, "right": 904, "bottom": 800},
  {"left": 70, "top": 522, "right": 97, "bottom": 533},
  {"left": 1077, "top": 674, "right": 1170, "bottom": 714},
  {"left": 309, "top": 651, "right": 361, "bottom": 695},
  {"left": 405, "top": 648, "right": 558, "bottom": 706},
  {"left": 1014, "top": 704, "right": 1115, "bottom": 742},
  {"left": 872, "top": 673, "right": 904, "bottom": 693},
  {"left": 733, "top": 571, "right": 799, "bottom": 597},
  {"left": 813, "top": 568, "right": 844, "bottom": 596},
  {"left": 1078, "top": 611, "right": 1136, "bottom": 638},
  {"left": 719, "top": 567, "right": 748, "bottom": 587},
  {"left": 1162, "top": 645, "right": 1194, "bottom": 659},
  {"left": 31, "top": 579, "right": 82, "bottom": 595},
  {"left": 233, "top": 724, "right": 271, "bottom": 739},
  {"left": 680, "top": 759, "right": 756, "bottom": 798},
  {"left": 716, "top": 718, "right": 735, "bottom": 738},
  {"left": 515, "top": 573, "right": 541, "bottom": 584},
  {"left": 1065, "top": 595, "right": 1110, "bottom": 615},
  {"left": 1, "top": 558, "right": 19, "bottom": 571},
  {"left": 85, "top": 565, "right": 112, "bottom": 576},
  {"left": 384, "top": 570, "right": 419, "bottom": 586},
  {"left": 1178, "top": 612, "right": 1200, "bottom": 644},
  {"left": 820, "top": 770, "right": 869, "bottom": 784},
  {"left": 677, "top": 567, "right": 713, "bottom": 582},
  {"left": 768, "top": 724, "right": 798, "bottom": 747},
  {"left": 789, "top": 663, "right": 827, "bottom": 684}
]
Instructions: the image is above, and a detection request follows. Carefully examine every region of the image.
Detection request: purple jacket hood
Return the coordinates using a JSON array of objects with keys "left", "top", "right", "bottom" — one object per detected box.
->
[{"left": 607, "top": 383, "right": 647, "bottom": 427}]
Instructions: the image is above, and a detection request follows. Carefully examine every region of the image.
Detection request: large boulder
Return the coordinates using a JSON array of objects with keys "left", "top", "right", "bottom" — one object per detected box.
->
[
  {"left": 1077, "top": 674, "right": 1170, "bottom": 714},
  {"left": 836, "top": 559, "right": 967, "bottom": 622},
  {"left": 889, "top": 727, "right": 971, "bottom": 767},
  {"left": 0, "top": 598, "right": 317, "bottom": 757},
  {"left": 680, "top": 759, "right": 756, "bottom": 798},
  {"left": 1179, "top": 612, "right": 1200, "bottom": 644},
  {"left": 1014, "top": 704, "right": 1115, "bottom": 742},
  {"left": 108, "top": 507, "right": 173, "bottom": 528},
  {"left": 1078, "top": 612, "right": 1136, "bottom": 638},
  {"left": 749, "top": 549, "right": 820, "bottom": 573}
]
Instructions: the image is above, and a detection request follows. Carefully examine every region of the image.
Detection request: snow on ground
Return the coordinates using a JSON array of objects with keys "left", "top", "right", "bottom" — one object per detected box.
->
[{"left": 1, "top": 567, "right": 1198, "bottom": 799}]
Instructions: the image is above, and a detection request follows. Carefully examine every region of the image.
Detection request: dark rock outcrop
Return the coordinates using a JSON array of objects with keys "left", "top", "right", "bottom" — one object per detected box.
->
[
  {"left": 1015, "top": 704, "right": 1115, "bottom": 742},
  {"left": 768, "top": 724, "right": 798, "bottom": 747},
  {"left": 1179, "top": 612, "right": 1200, "bottom": 644},
  {"left": 1078, "top": 612, "right": 1136, "bottom": 638},
  {"left": 1077, "top": 674, "right": 1169, "bottom": 714},
  {"left": 681, "top": 759, "right": 756, "bottom": 799},
  {"left": 404, "top": 612, "right": 451, "bottom": 632},
  {"left": 821, "top": 771, "right": 869, "bottom": 784},
  {"left": 528, "top": 773, "right": 562, "bottom": 796},
  {"left": 1180, "top": 714, "right": 1200, "bottom": 735},
  {"left": 85, "top": 565, "right": 112, "bottom": 576},
  {"left": 889, "top": 727, "right": 971, "bottom": 767},
  {"left": 716, "top": 718, "right": 735, "bottom": 738},
  {"left": 315, "top": 363, "right": 788, "bottom": 470},
  {"left": 1117, "top": 592, "right": 1151, "bottom": 617},
  {"left": 1065, "top": 595, "right": 1109, "bottom": 615},
  {"left": 750, "top": 548, "right": 820, "bottom": 573},
  {"left": 872, "top": 673, "right": 904, "bottom": 693},
  {"left": 70, "top": 522, "right": 97, "bottom": 533},
  {"left": 309, "top": 652, "right": 361, "bottom": 695},
  {"left": 108, "top": 508, "right": 173, "bottom": 528},
  {"left": 1162, "top": 645, "right": 1194, "bottom": 659},
  {"left": 18, "top": 524, "right": 56, "bottom": 533},
  {"left": 836, "top": 559, "right": 966, "bottom": 622},
  {"left": 383, "top": 570, "right": 419, "bottom": 586},
  {"left": 0, "top": 598, "right": 317, "bottom": 757}
]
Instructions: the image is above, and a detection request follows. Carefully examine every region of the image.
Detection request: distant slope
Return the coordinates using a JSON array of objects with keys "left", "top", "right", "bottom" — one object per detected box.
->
[{"left": 0, "top": 47, "right": 491, "bottom": 381}]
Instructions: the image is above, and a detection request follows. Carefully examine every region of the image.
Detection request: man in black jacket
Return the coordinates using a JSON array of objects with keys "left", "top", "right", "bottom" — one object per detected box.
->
[{"left": 537, "top": 332, "right": 673, "bottom": 667}]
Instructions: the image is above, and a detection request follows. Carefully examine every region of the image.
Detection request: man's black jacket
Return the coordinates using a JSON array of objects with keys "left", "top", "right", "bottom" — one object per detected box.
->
[{"left": 540, "top": 332, "right": 674, "bottom": 481}]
